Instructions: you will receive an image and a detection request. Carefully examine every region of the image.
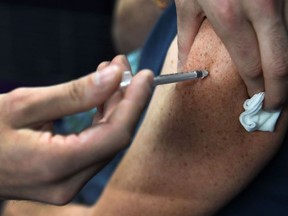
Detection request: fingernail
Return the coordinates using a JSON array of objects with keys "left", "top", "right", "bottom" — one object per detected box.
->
[{"left": 94, "top": 65, "right": 119, "bottom": 86}]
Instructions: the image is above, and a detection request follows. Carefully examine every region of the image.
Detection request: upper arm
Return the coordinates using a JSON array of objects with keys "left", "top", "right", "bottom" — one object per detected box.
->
[
  {"left": 93, "top": 20, "right": 288, "bottom": 216},
  {"left": 112, "top": 0, "right": 167, "bottom": 53}
]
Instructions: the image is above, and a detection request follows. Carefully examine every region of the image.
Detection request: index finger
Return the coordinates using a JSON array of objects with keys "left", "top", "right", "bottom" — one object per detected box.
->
[
  {"left": 251, "top": 6, "right": 288, "bottom": 109},
  {"left": 175, "top": 0, "right": 204, "bottom": 70}
]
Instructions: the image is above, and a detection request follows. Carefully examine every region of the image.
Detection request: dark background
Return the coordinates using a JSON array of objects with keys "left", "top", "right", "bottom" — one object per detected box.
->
[
  {"left": 0, "top": 0, "right": 116, "bottom": 210},
  {"left": 0, "top": 0, "right": 116, "bottom": 92}
]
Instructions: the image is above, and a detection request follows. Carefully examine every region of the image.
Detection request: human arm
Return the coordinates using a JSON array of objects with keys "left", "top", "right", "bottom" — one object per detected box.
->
[
  {"left": 2, "top": 20, "right": 288, "bottom": 216},
  {"left": 176, "top": 0, "right": 288, "bottom": 109},
  {"left": 112, "top": 0, "right": 172, "bottom": 53},
  {"left": 0, "top": 55, "right": 153, "bottom": 204},
  {"left": 1, "top": 201, "right": 90, "bottom": 216},
  {"left": 91, "top": 21, "right": 288, "bottom": 215}
]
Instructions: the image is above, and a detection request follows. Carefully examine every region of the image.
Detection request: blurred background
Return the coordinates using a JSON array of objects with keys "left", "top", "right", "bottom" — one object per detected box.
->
[
  {"left": 0, "top": 0, "right": 172, "bottom": 207},
  {"left": 0, "top": 0, "right": 116, "bottom": 93}
]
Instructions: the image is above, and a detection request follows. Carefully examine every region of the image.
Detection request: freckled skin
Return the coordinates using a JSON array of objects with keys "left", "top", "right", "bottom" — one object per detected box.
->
[{"left": 92, "top": 21, "right": 288, "bottom": 216}]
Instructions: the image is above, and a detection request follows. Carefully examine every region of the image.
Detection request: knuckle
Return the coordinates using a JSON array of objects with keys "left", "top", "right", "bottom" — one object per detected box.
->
[
  {"left": 7, "top": 88, "right": 26, "bottom": 104},
  {"left": 244, "top": 70, "right": 262, "bottom": 80},
  {"left": 267, "top": 95, "right": 286, "bottom": 109},
  {"left": 35, "top": 167, "right": 59, "bottom": 185},
  {"left": 254, "top": 0, "right": 277, "bottom": 14},
  {"left": 49, "top": 188, "right": 75, "bottom": 205},
  {"left": 248, "top": 0, "right": 279, "bottom": 19},
  {"left": 239, "top": 61, "right": 262, "bottom": 80},
  {"left": 245, "top": 70, "right": 262, "bottom": 80},
  {"left": 67, "top": 80, "right": 83, "bottom": 103},
  {"left": 35, "top": 174, "right": 75, "bottom": 204},
  {"left": 266, "top": 54, "right": 288, "bottom": 78},
  {"left": 213, "top": 0, "right": 239, "bottom": 30},
  {"left": 35, "top": 158, "right": 68, "bottom": 185},
  {"left": 270, "top": 64, "right": 288, "bottom": 78},
  {"left": 5, "top": 88, "right": 30, "bottom": 114}
]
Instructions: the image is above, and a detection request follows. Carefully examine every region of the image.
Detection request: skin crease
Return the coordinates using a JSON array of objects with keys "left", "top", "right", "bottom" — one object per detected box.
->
[
  {"left": 2, "top": 202, "right": 90, "bottom": 216},
  {"left": 2, "top": 20, "right": 288, "bottom": 216},
  {"left": 176, "top": 0, "right": 288, "bottom": 110},
  {"left": 91, "top": 20, "right": 288, "bottom": 215}
]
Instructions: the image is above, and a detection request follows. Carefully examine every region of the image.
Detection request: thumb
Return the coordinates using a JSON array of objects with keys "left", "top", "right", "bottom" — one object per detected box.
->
[{"left": 9, "top": 63, "right": 125, "bottom": 126}]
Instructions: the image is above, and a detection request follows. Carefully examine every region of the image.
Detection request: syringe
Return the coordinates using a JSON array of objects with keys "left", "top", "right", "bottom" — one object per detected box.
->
[{"left": 120, "top": 70, "right": 209, "bottom": 89}]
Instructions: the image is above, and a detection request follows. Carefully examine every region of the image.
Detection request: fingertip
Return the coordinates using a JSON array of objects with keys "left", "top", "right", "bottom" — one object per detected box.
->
[
  {"left": 240, "top": 72, "right": 265, "bottom": 98},
  {"left": 244, "top": 78, "right": 286, "bottom": 110},
  {"left": 246, "top": 86, "right": 264, "bottom": 99},
  {"left": 262, "top": 74, "right": 288, "bottom": 110},
  {"left": 263, "top": 93, "right": 286, "bottom": 111},
  {"left": 93, "top": 64, "right": 122, "bottom": 88},
  {"left": 97, "top": 61, "right": 111, "bottom": 71},
  {"left": 134, "top": 69, "right": 154, "bottom": 90},
  {"left": 139, "top": 69, "right": 154, "bottom": 80},
  {"left": 111, "top": 55, "right": 131, "bottom": 69}
]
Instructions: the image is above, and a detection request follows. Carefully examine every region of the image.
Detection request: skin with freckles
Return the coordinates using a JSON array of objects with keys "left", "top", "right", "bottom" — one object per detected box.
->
[
  {"left": 176, "top": 0, "right": 288, "bottom": 109},
  {"left": 91, "top": 20, "right": 288, "bottom": 215},
  {"left": 0, "top": 54, "right": 154, "bottom": 204},
  {"left": 2, "top": 20, "right": 288, "bottom": 216}
]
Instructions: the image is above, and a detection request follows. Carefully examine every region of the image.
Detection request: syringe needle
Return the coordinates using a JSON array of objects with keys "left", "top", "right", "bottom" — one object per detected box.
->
[
  {"left": 153, "top": 70, "right": 208, "bottom": 86},
  {"left": 119, "top": 70, "right": 209, "bottom": 89}
]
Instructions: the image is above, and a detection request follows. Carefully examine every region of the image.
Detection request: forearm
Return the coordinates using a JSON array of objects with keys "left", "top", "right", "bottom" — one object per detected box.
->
[{"left": 2, "top": 201, "right": 91, "bottom": 216}]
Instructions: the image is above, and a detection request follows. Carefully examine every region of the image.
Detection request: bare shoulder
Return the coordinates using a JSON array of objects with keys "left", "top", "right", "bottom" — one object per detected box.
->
[{"left": 92, "top": 21, "right": 288, "bottom": 216}]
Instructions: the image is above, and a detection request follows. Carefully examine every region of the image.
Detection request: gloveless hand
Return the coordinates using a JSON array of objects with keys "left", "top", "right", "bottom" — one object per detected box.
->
[
  {"left": 176, "top": 0, "right": 288, "bottom": 109},
  {"left": 0, "top": 55, "right": 153, "bottom": 204}
]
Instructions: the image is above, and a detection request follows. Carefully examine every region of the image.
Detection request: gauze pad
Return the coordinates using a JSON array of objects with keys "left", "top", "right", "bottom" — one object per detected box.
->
[{"left": 239, "top": 92, "right": 281, "bottom": 132}]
